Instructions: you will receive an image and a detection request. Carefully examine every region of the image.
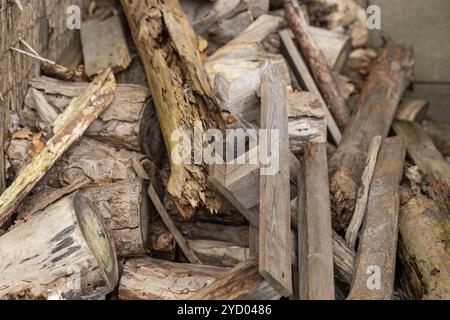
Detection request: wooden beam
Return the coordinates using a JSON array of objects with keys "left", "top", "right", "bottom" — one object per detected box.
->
[
  {"left": 345, "top": 136, "right": 383, "bottom": 249},
  {"left": 348, "top": 137, "right": 406, "bottom": 300},
  {"left": 328, "top": 44, "right": 414, "bottom": 231},
  {"left": 298, "top": 141, "right": 335, "bottom": 300},
  {"left": 258, "top": 61, "right": 292, "bottom": 296},
  {"left": 0, "top": 69, "right": 116, "bottom": 227}
]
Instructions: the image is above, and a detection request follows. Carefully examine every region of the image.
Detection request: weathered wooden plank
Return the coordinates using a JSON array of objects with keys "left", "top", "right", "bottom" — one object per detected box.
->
[
  {"left": 298, "top": 141, "right": 335, "bottom": 300},
  {"left": 259, "top": 61, "right": 292, "bottom": 296},
  {"left": 348, "top": 137, "right": 406, "bottom": 300},
  {"left": 329, "top": 44, "right": 414, "bottom": 231},
  {"left": 345, "top": 136, "right": 383, "bottom": 249}
]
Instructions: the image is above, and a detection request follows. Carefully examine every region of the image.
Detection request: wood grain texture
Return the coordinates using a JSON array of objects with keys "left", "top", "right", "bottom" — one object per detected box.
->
[
  {"left": 119, "top": 257, "right": 227, "bottom": 300},
  {"left": 23, "top": 76, "right": 155, "bottom": 154},
  {"left": 259, "top": 61, "right": 292, "bottom": 297},
  {"left": 345, "top": 136, "right": 383, "bottom": 249},
  {"left": 398, "top": 190, "right": 450, "bottom": 300},
  {"left": 348, "top": 137, "right": 406, "bottom": 300},
  {"left": 189, "top": 257, "right": 282, "bottom": 300},
  {"left": 329, "top": 44, "right": 414, "bottom": 231},
  {"left": 0, "top": 70, "right": 116, "bottom": 227},
  {"left": 121, "top": 0, "right": 225, "bottom": 219},
  {"left": 393, "top": 121, "right": 450, "bottom": 209},
  {"left": 0, "top": 193, "right": 118, "bottom": 300},
  {"left": 298, "top": 142, "right": 335, "bottom": 300}
]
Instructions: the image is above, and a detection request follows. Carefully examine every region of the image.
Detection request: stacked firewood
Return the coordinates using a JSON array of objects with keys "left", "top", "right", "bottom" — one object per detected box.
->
[{"left": 0, "top": 0, "right": 448, "bottom": 300}]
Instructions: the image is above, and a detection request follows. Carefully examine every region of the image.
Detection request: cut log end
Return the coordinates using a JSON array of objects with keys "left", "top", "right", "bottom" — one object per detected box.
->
[{"left": 74, "top": 193, "right": 119, "bottom": 290}]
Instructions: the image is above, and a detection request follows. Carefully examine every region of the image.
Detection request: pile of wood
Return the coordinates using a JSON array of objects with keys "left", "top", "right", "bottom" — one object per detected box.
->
[{"left": 0, "top": 0, "right": 449, "bottom": 300}]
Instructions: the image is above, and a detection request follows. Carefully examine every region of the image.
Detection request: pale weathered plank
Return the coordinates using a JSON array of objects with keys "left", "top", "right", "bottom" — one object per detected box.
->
[
  {"left": 348, "top": 137, "right": 406, "bottom": 300},
  {"left": 259, "top": 61, "right": 292, "bottom": 296}
]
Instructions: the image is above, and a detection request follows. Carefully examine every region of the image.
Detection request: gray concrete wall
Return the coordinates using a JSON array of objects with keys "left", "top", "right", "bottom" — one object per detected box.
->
[{"left": 369, "top": 0, "right": 450, "bottom": 82}]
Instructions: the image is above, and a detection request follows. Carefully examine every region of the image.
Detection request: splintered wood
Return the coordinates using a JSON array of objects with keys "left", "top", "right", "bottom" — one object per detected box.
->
[
  {"left": 4, "top": 0, "right": 450, "bottom": 302},
  {"left": 0, "top": 69, "right": 116, "bottom": 227},
  {"left": 259, "top": 61, "right": 292, "bottom": 297},
  {"left": 121, "top": 0, "right": 225, "bottom": 219},
  {"left": 348, "top": 137, "right": 406, "bottom": 300}
]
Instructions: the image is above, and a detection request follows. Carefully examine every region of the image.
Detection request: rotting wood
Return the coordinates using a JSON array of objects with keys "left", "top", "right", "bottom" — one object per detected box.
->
[
  {"left": 284, "top": 0, "right": 350, "bottom": 128},
  {"left": 348, "top": 137, "right": 406, "bottom": 300},
  {"left": 298, "top": 140, "right": 335, "bottom": 300},
  {"left": 398, "top": 168, "right": 450, "bottom": 300},
  {"left": 328, "top": 44, "right": 414, "bottom": 231},
  {"left": 345, "top": 136, "right": 383, "bottom": 249},
  {"left": 0, "top": 69, "right": 116, "bottom": 227},
  {"left": 81, "top": 15, "right": 131, "bottom": 77},
  {"left": 279, "top": 28, "right": 342, "bottom": 144},
  {"left": 121, "top": 0, "right": 225, "bottom": 219},
  {"left": 189, "top": 257, "right": 282, "bottom": 300},
  {"left": 393, "top": 121, "right": 450, "bottom": 210},
  {"left": 118, "top": 257, "right": 228, "bottom": 300},
  {"left": 259, "top": 61, "right": 292, "bottom": 297},
  {"left": 148, "top": 181, "right": 203, "bottom": 265},
  {"left": 0, "top": 193, "right": 118, "bottom": 300}
]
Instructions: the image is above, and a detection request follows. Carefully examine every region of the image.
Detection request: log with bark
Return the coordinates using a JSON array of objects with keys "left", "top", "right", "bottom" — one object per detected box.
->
[
  {"left": 121, "top": 0, "right": 226, "bottom": 219},
  {"left": 22, "top": 76, "right": 162, "bottom": 158},
  {"left": 328, "top": 43, "right": 414, "bottom": 231},
  {"left": 0, "top": 193, "right": 118, "bottom": 300},
  {"left": 16, "top": 177, "right": 152, "bottom": 258}
]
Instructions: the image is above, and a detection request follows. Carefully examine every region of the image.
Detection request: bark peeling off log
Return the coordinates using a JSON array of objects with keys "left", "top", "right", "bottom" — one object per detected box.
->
[
  {"left": 328, "top": 44, "right": 414, "bottom": 231},
  {"left": 122, "top": 0, "right": 225, "bottom": 219}
]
